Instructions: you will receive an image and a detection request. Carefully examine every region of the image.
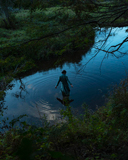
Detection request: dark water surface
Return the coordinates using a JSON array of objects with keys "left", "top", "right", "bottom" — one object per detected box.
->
[{"left": 2, "top": 27, "right": 128, "bottom": 125}]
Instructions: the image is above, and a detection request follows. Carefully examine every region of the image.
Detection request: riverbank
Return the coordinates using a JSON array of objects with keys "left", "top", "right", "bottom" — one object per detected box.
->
[
  {"left": 0, "top": 7, "right": 95, "bottom": 101},
  {"left": 0, "top": 76, "right": 128, "bottom": 160}
]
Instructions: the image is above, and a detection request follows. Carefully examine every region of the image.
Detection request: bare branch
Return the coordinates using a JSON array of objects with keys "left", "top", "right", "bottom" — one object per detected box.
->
[{"left": 108, "top": 36, "right": 128, "bottom": 53}]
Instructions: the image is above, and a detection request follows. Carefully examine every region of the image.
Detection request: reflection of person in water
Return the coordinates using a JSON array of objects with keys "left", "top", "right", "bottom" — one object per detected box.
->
[
  {"left": 56, "top": 97, "right": 74, "bottom": 106},
  {"left": 55, "top": 70, "right": 73, "bottom": 96},
  {"left": 55, "top": 70, "right": 74, "bottom": 106}
]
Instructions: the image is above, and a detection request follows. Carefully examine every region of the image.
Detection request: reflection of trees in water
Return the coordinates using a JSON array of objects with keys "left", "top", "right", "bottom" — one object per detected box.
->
[
  {"left": 75, "top": 27, "right": 128, "bottom": 74},
  {"left": 0, "top": 81, "right": 14, "bottom": 114},
  {"left": 12, "top": 78, "right": 28, "bottom": 100},
  {"left": 17, "top": 47, "right": 92, "bottom": 79},
  {"left": 0, "top": 78, "right": 28, "bottom": 123}
]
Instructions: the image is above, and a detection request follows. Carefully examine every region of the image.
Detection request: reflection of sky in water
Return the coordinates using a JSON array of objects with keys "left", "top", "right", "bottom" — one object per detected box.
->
[{"left": 2, "top": 27, "right": 128, "bottom": 125}]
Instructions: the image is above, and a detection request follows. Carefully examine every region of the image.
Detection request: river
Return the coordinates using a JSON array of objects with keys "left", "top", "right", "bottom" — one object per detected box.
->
[{"left": 1, "top": 27, "right": 128, "bottom": 126}]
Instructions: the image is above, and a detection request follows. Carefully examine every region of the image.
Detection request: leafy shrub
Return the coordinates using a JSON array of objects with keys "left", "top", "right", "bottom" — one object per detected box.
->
[
  {"left": 0, "top": 14, "right": 17, "bottom": 29},
  {"left": 107, "top": 77, "right": 128, "bottom": 129}
]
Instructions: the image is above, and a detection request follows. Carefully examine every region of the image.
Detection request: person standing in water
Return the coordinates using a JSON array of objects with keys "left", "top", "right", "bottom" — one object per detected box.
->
[{"left": 55, "top": 70, "right": 73, "bottom": 96}]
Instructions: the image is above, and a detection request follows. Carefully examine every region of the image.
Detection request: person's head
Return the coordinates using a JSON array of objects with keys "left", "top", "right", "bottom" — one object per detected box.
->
[{"left": 62, "top": 70, "right": 66, "bottom": 74}]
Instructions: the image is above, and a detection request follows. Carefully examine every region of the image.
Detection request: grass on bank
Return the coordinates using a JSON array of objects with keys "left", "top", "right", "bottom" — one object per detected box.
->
[
  {"left": 1, "top": 77, "right": 128, "bottom": 160},
  {"left": 0, "top": 7, "right": 75, "bottom": 47},
  {"left": 0, "top": 7, "right": 94, "bottom": 77}
]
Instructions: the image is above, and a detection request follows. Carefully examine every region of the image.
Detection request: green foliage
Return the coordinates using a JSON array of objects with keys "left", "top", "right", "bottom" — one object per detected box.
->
[
  {"left": 0, "top": 11, "right": 18, "bottom": 29},
  {"left": 14, "top": 0, "right": 33, "bottom": 9},
  {"left": 13, "top": 0, "right": 60, "bottom": 9},
  {"left": 107, "top": 77, "right": 128, "bottom": 129},
  {"left": 60, "top": 106, "right": 73, "bottom": 122},
  {"left": 1, "top": 79, "right": 128, "bottom": 160},
  {"left": 0, "top": 8, "right": 95, "bottom": 80},
  {"left": 49, "top": 151, "right": 74, "bottom": 160}
]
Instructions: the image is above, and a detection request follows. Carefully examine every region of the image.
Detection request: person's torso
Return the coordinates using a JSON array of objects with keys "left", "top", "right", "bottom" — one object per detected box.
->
[{"left": 60, "top": 75, "right": 68, "bottom": 86}]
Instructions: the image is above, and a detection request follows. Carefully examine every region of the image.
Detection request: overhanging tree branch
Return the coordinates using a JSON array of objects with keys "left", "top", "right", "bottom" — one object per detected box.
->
[{"left": 108, "top": 36, "right": 128, "bottom": 53}]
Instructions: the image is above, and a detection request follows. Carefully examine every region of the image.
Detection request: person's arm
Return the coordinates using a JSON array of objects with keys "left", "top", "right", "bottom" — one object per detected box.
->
[
  {"left": 66, "top": 76, "right": 73, "bottom": 87},
  {"left": 55, "top": 77, "right": 61, "bottom": 88}
]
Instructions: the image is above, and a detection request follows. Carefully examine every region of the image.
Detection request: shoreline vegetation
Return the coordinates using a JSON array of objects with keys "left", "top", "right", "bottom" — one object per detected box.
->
[
  {"left": 1, "top": 77, "right": 128, "bottom": 160},
  {"left": 0, "top": 7, "right": 95, "bottom": 100},
  {"left": 1, "top": 1, "right": 128, "bottom": 159}
]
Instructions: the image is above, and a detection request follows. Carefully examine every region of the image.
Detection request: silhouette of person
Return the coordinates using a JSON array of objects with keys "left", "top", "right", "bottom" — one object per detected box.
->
[
  {"left": 55, "top": 70, "right": 73, "bottom": 96},
  {"left": 55, "top": 70, "right": 74, "bottom": 106}
]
